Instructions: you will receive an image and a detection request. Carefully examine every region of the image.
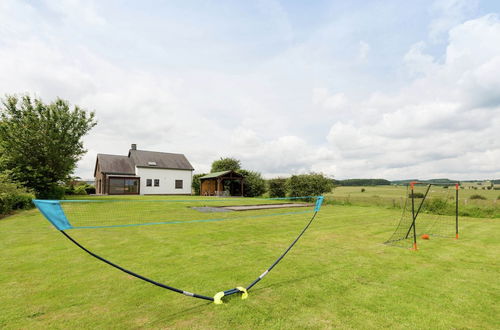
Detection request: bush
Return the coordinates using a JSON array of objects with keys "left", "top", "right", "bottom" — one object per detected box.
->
[
  {"left": 240, "top": 170, "right": 266, "bottom": 197},
  {"left": 409, "top": 192, "right": 425, "bottom": 198},
  {"left": 268, "top": 178, "right": 287, "bottom": 198},
  {"left": 470, "top": 194, "right": 487, "bottom": 200},
  {"left": 37, "top": 184, "right": 66, "bottom": 199},
  {"left": 74, "top": 185, "right": 88, "bottom": 195},
  {"left": 191, "top": 173, "right": 206, "bottom": 195},
  {"left": 424, "top": 198, "right": 449, "bottom": 215},
  {"left": 84, "top": 185, "right": 96, "bottom": 194},
  {"left": 0, "top": 176, "right": 35, "bottom": 216},
  {"left": 361, "top": 188, "right": 366, "bottom": 192},
  {"left": 286, "top": 173, "right": 333, "bottom": 197}
]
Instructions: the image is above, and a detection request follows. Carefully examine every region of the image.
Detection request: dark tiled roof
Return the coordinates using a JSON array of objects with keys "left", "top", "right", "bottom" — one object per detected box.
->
[
  {"left": 96, "top": 154, "right": 135, "bottom": 175},
  {"left": 129, "top": 149, "right": 194, "bottom": 170}
]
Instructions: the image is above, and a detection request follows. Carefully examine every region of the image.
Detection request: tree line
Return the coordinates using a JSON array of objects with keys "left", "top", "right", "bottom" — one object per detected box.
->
[{"left": 335, "top": 179, "right": 391, "bottom": 186}]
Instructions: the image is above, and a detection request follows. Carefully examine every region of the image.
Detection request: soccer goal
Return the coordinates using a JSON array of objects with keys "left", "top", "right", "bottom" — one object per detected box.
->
[{"left": 385, "top": 182, "right": 459, "bottom": 250}]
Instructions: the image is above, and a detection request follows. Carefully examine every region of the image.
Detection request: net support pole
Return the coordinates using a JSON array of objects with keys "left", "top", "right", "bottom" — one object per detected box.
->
[
  {"left": 407, "top": 182, "right": 418, "bottom": 250},
  {"left": 404, "top": 183, "right": 431, "bottom": 242},
  {"left": 455, "top": 183, "right": 459, "bottom": 239}
]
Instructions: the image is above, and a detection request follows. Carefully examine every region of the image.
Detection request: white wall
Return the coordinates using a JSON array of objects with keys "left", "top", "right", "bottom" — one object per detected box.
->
[{"left": 135, "top": 167, "right": 192, "bottom": 195}]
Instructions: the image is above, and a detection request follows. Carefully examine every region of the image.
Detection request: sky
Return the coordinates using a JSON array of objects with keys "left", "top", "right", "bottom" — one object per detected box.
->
[{"left": 1, "top": 0, "right": 499, "bottom": 180}]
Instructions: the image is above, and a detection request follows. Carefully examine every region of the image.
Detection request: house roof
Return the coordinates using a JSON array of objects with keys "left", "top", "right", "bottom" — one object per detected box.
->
[
  {"left": 95, "top": 149, "right": 194, "bottom": 177},
  {"left": 96, "top": 154, "right": 135, "bottom": 175},
  {"left": 129, "top": 149, "right": 194, "bottom": 170},
  {"left": 199, "top": 170, "right": 244, "bottom": 180}
]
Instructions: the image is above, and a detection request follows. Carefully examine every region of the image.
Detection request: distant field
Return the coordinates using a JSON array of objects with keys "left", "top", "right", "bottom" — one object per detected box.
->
[
  {"left": 1, "top": 196, "right": 499, "bottom": 328},
  {"left": 326, "top": 185, "right": 499, "bottom": 218}
]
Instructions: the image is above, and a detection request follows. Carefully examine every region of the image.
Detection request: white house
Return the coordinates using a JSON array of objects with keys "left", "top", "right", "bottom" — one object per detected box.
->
[{"left": 94, "top": 144, "right": 194, "bottom": 195}]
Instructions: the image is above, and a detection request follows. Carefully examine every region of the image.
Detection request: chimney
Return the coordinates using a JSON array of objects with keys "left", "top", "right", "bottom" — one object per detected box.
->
[{"left": 131, "top": 144, "right": 137, "bottom": 150}]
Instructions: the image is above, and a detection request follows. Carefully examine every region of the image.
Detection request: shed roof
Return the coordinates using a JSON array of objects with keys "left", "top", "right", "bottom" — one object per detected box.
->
[{"left": 199, "top": 170, "right": 244, "bottom": 180}]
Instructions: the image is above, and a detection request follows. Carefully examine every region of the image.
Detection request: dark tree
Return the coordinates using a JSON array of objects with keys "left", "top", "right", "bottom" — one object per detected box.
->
[
  {"left": 191, "top": 173, "right": 207, "bottom": 195},
  {"left": 239, "top": 169, "right": 266, "bottom": 197},
  {"left": 210, "top": 157, "right": 241, "bottom": 172},
  {"left": 286, "top": 173, "right": 333, "bottom": 197},
  {"left": 0, "top": 95, "right": 97, "bottom": 198},
  {"left": 268, "top": 178, "right": 287, "bottom": 197}
]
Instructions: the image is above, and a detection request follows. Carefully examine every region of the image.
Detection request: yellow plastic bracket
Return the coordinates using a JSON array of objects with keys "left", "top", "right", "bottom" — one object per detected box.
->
[
  {"left": 236, "top": 286, "right": 248, "bottom": 300},
  {"left": 214, "top": 291, "right": 225, "bottom": 304}
]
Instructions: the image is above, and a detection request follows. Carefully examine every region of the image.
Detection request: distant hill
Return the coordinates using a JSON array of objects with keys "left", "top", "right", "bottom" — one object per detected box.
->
[
  {"left": 337, "top": 179, "right": 391, "bottom": 186},
  {"left": 391, "top": 178, "right": 459, "bottom": 185}
]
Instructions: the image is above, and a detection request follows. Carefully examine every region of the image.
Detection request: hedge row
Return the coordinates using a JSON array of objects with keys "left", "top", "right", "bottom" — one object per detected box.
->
[
  {"left": 0, "top": 177, "right": 35, "bottom": 217},
  {"left": 268, "top": 173, "right": 333, "bottom": 198}
]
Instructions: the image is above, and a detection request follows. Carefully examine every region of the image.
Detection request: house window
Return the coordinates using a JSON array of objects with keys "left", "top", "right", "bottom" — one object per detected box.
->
[
  {"left": 146, "top": 179, "right": 152, "bottom": 187},
  {"left": 175, "top": 180, "right": 183, "bottom": 189},
  {"left": 109, "top": 178, "right": 139, "bottom": 194},
  {"left": 154, "top": 179, "right": 160, "bottom": 187}
]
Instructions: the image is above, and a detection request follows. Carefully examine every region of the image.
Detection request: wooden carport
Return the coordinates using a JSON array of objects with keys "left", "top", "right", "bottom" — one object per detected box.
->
[{"left": 199, "top": 170, "right": 244, "bottom": 196}]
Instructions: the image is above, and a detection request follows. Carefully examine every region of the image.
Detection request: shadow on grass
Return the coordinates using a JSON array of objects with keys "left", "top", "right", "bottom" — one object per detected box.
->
[
  {"left": 247, "top": 269, "right": 331, "bottom": 294},
  {"left": 158, "top": 300, "right": 212, "bottom": 323}
]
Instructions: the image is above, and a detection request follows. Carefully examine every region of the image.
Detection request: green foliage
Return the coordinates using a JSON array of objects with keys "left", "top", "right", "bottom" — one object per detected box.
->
[
  {"left": 470, "top": 194, "right": 487, "bottom": 200},
  {"left": 0, "top": 175, "right": 35, "bottom": 216},
  {"left": 286, "top": 173, "right": 333, "bottom": 197},
  {"left": 0, "top": 95, "right": 97, "bottom": 198},
  {"left": 268, "top": 178, "right": 287, "bottom": 197},
  {"left": 410, "top": 192, "right": 425, "bottom": 198},
  {"left": 65, "top": 182, "right": 95, "bottom": 196},
  {"left": 340, "top": 178, "right": 390, "bottom": 186},
  {"left": 84, "top": 185, "right": 96, "bottom": 195},
  {"left": 361, "top": 188, "right": 365, "bottom": 192},
  {"left": 423, "top": 198, "right": 450, "bottom": 215},
  {"left": 191, "top": 173, "right": 206, "bottom": 195},
  {"left": 210, "top": 157, "right": 241, "bottom": 172},
  {"left": 239, "top": 169, "right": 266, "bottom": 197},
  {"left": 39, "top": 184, "right": 66, "bottom": 199},
  {"left": 74, "top": 185, "right": 88, "bottom": 195}
]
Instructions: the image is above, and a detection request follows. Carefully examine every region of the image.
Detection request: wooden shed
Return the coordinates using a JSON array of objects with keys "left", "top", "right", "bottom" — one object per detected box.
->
[{"left": 199, "top": 170, "right": 244, "bottom": 196}]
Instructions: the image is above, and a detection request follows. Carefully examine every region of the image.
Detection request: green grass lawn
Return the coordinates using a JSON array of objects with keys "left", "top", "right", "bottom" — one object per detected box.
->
[
  {"left": 1, "top": 196, "right": 499, "bottom": 329},
  {"left": 330, "top": 185, "right": 500, "bottom": 200}
]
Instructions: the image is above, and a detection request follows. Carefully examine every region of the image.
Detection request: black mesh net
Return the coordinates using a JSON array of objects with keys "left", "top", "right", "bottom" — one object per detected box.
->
[{"left": 385, "top": 184, "right": 458, "bottom": 249}]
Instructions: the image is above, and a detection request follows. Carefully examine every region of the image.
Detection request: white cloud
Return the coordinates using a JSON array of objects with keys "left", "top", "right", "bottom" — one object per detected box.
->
[
  {"left": 404, "top": 42, "right": 438, "bottom": 76},
  {"left": 358, "top": 41, "right": 370, "bottom": 60},
  {"left": 0, "top": 2, "right": 498, "bottom": 182},
  {"left": 320, "top": 14, "right": 500, "bottom": 179},
  {"left": 429, "top": 0, "right": 478, "bottom": 42}
]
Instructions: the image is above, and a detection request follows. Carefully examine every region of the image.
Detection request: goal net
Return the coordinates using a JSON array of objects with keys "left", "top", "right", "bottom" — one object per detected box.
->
[{"left": 385, "top": 182, "right": 459, "bottom": 250}]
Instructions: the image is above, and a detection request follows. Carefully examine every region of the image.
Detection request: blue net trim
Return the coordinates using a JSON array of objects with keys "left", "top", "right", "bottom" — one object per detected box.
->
[{"left": 34, "top": 196, "right": 324, "bottom": 231}]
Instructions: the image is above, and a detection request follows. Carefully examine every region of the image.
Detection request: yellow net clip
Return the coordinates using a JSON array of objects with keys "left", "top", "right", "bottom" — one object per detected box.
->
[
  {"left": 236, "top": 286, "right": 248, "bottom": 300},
  {"left": 213, "top": 291, "right": 225, "bottom": 305}
]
